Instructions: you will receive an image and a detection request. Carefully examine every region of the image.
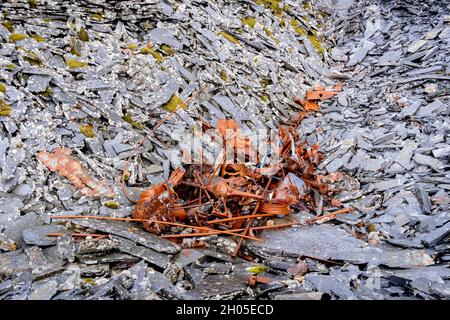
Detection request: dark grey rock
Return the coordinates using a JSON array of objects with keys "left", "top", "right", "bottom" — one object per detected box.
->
[
  {"left": 111, "top": 235, "right": 170, "bottom": 269},
  {"left": 75, "top": 237, "right": 119, "bottom": 255},
  {"left": 0, "top": 251, "right": 31, "bottom": 277},
  {"left": 28, "top": 279, "right": 58, "bottom": 300},
  {"left": 69, "top": 219, "right": 180, "bottom": 254},
  {"left": 189, "top": 274, "right": 248, "bottom": 299},
  {"left": 56, "top": 235, "right": 76, "bottom": 263},
  {"left": 129, "top": 261, "right": 161, "bottom": 300},
  {"left": 24, "top": 246, "right": 63, "bottom": 279},
  {"left": 422, "top": 223, "right": 450, "bottom": 248},
  {"left": 22, "top": 225, "right": 70, "bottom": 247}
]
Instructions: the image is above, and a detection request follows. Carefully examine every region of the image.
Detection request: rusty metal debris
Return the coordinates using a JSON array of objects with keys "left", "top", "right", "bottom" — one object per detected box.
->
[
  {"left": 37, "top": 148, "right": 115, "bottom": 198},
  {"left": 125, "top": 88, "right": 344, "bottom": 256}
]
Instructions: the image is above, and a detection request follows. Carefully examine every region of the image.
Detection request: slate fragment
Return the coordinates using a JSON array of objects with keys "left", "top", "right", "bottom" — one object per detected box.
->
[
  {"left": 0, "top": 251, "right": 31, "bottom": 277},
  {"left": 413, "top": 153, "right": 444, "bottom": 171},
  {"left": 422, "top": 223, "right": 450, "bottom": 248},
  {"left": 56, "top": 235, "right": 76, "bottom": 263},
  {"left": 69, "top": 218, "right": 180, "bottom": 254},
  {"left": 110, "top": 235, "right": 170, "bottom": 269},
  {"left": 189, "top": 274, "right": 248, "bottom": 299},
  {"left": 22, "top": 224, "right": 70, "bottom": 247},
  {"left": 28, "top": 279, "right": 58, "bottom": 300},
  {"left": 128, "top": 261, "right": 161, "bottom": 300},
  {"left": 24, "top": 246, "right": 63, "bottom": 279},
  {"left": 75, "top": 237, "right": 119, "bottom": 255}
]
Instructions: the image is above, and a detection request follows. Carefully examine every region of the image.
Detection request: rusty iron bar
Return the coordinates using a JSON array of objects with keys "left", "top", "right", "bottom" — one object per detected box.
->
[
  {"left": 232, "top": 177, "right": 272, "bottom": 257},
  {"left": 206, "top": 212, "right": 285, "bottom": 224},
  {"left": 50, "top": 215, "right": 257, "bottom": 240},
  {"left": 305, "top": 207, "right": 354, "bottom": 224},
  {"left": 161, "top": 230, "right": 262, "bottom": 241}
]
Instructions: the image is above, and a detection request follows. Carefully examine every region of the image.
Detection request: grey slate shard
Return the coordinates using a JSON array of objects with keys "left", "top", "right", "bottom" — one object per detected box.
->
[
  {"left": 28, "top": 279, "right": 58, "bottom": 300},
  {"left": 377, "top": 50, "right": 402, "bottom": 65},
  {"left": 78, "top": 252, "right": 138, "bottom": 265},
  {"left": 432, "top": 146, "right": 450, "bottom": 158},
  {"left": 146, "top": 268, "right": 186, "bottom": 299},
  {"left": 69, "top": 218, "right": 180, "bottom": 254},
  {"left": 371, "top": 178, "right": 405, "bottom": 192},
  {"left": 24, "top": 246, "right": 63, "bottom": 279},
  {"left": 416, "top": 100, "right": 446, "bottom": 117},
  {"left": 422, "top": 223, "right": 450, "bottom": 248},
  {"left": 112, "top": 276, "right": 131, "bottom": 300},
  {"left": 430, "top": 282, "right": 450, "bottom": 299},
  {"left": 413, "top": 153, "right": 444, "bottom": 171},
  {"left": 129, "top": 261, "right": 161, "bottom": 300},
  {"left": 385, "top": 266, "right": 450, "bottom": 283},
  {"left": 305, "top": 274, "right": 356, "bottom": 299},
  {"left": 26, "top": 75, "right": 51, "bottom": 93},
  {"left": 79, "top": 264, "right": 110, "bottom": 278},
  {"left": 176, "top": 249, "right": 205, "bottom": 267},
  {"left": 414, "top": 186, "right": 432, "bottom": 214},
  {"left": 0, "top": 251, "right": 31, "bottom": 277},
  {"left": 394, "top": 142, "right": 417, "bottom": 170},
  {"left": 56, "top": 235, "right": 76, "bottom": 263},
  {"left": 110, "top": 235, "right": 170, "bottom": 269},
  {"left": 346, "top": 40, "right": 375, "bottom": 67},
  {"left": 3, "top": 211, "right": 43, "bottom": 248},
  {"left": 189, "top": 274, "right": 248, "bottom": 299},
  {"left": 146, "top": 28, "right": 183, "bottom": 50},
  {"left": 399, "top": 100, "right": 421, "bottom": 118},
  {"left": 75, "top": 237, "right": 120, "bottom": 255},
  {"left": 249, "top": 224, "right": 434, "bottom": 268},
  {"left": 153, "top": 80, "right": 180, "bottom": 107},
  {"left": 22, "top": 224, "right": 71, "bottom": 247},
  {"left": 212, "top": 94, "right": 245, "bottom": 123},
  {"left": 386, "top": 239, "right": 424, "bottom": 249},
  {"left": 0, "top": 279, "right": 13, "bottom": 295}
]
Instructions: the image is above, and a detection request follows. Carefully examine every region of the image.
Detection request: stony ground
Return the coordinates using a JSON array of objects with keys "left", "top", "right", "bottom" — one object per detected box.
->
[{"left": 0, "top": 0, "right": 449, "bottom": 300}]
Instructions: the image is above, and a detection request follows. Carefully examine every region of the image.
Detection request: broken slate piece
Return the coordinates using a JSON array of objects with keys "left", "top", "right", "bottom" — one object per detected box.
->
[
  {"left": 26, "top": 75, "right": 51, "bottom": 93},
  {"left": 176, "top": 249, "right": 205, "bottom": 267},
  {"left": 371, "top": 178, "right": 405, "bottom": 192},
  {"left": 189, "top": 274, "right": 248, "bottom": 299},
  {"left": 28, "top": 279, "right": 58, "bottom": 300},
  {"left": 75, "top": 237, "right": 119, "bottom": 255},
  {"left": 70, "top": 218, "right": 180, "bottom": 254},
  {"left": 414, "top": 186, "right": 432, "bottom": 214},
  {"left": 128, "top": 261, "right": 161, "bottom": 300},
  {"left": 0, "top": 251, "right": 31, "bottom": 277},
  {"left": 346, "top": 40, "right": 375, "bottom": 67},
  {"left": 422, "top": 223, "right": 450, "bottom": 248},
  {"left": 22, "top": 224, "right": 71, "bottom": 246},
  {"left": 25, "top": 246, "right": 63, "bottom": 279},
  {"left": 394, "top": 142, "right": 417, "bottom": 170},
  {"left": 146, "top": 28, "right": 183, "bottom": 50},
  {"left": 78, "top": 252, "right": 138, "bottom": 265},
  {"left": 432, "top": 147, "right": 450, "bottom": 158},
  {"left": 413, "top": 153, "right": 444, "bottom": 171},
  {"left": 57, "top": 235, "right": 76, "bottom": 263},
  {"left": 146, "top": 268, "right": 186, "bottom": 299},
  {"left": 110, "top": 235, "right": 170, "bottom": 269}
]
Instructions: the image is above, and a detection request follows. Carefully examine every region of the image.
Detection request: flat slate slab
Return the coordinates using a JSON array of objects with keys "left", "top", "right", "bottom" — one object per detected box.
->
[
  {"left": 249, "top": 224, "right": 434, "bottom": 268},
  {"left": 69, "top": 218, "right": 180, "bottom": 254}
]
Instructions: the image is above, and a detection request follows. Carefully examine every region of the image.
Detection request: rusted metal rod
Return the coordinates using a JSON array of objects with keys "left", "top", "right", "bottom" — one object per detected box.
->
[
  {"left": 50, "top": 215, "right": 254, "bottom": 239},
  {"left": 305, "top": 207, "right": 354, "bottom": 224},
  {"left": 206, "top": 212, "right": 284, "bottom": 224},
  {"left": 161, "top": 231, "right": 262, "bottom": 241}
]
